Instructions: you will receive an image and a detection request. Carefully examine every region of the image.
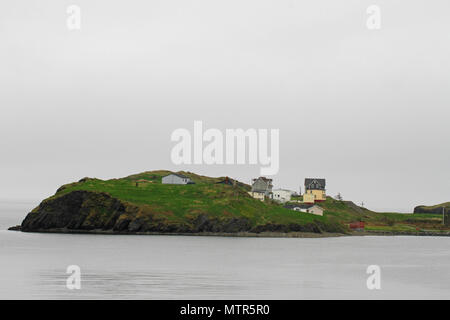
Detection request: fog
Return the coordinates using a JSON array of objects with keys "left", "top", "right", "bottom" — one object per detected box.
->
[{"left": 1, "top": 0, "right": 449, "bottom": 212}]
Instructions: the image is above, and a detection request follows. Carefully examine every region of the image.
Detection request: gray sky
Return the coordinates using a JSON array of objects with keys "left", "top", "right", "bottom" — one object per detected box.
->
[{"left": 1, "top": 0, "right": 449, "bottom": 212}]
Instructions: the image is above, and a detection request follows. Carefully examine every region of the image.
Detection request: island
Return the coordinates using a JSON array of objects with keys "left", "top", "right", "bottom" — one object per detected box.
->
[{"left": 9, "top": 171, "right": 450, "bottom": 237}]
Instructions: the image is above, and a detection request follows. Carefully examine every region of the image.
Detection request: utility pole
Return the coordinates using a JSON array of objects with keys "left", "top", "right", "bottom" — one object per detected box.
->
[{"left": 443, "top": 207, "right": 445, "bottom": 225}]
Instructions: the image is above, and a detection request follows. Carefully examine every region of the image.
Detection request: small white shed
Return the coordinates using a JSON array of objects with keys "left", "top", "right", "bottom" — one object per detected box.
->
[
  {"left": 272, "top": 189, "right": 294, "bottom": 203},
  {"left": 162, "top": 173, "right": 193, "bottom": 185}
]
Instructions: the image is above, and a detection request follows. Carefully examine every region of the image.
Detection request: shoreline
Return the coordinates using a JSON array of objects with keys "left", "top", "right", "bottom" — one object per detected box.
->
[{"left": 7, "top": 226, "right": 450, "bottom": 238}]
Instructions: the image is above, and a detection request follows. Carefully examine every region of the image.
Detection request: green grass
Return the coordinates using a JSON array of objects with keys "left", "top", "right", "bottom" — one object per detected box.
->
[
  {"left": 54, "top": 172, "right": 325, "bottom": 226},
  {"left": 47, "top": 171, "right": 448, "bottom": 233},
  {"left": 416, "top": 202, "right": 450, "bottom": 209},
  {"left": 286, "top": 196, "right": 448, "bottom": 232},
  {"left": 365, "top": 224, "right": 420, "bottom": 232}
]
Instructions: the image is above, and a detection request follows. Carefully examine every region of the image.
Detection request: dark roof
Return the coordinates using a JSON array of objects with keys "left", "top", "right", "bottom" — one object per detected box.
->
[
  {"left": 304, "top": 178, "right": 326, "bottom": 190},
  {"left": 253, "top": 177, "right": 272, "bottom": 182}
]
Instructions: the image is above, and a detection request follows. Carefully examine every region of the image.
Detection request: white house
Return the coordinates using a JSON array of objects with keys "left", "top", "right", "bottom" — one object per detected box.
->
[
  {"left": 303, "top": 205, "right": 324, "bottom": 216},
  {"left": 162, "top": 173, "right": 194, "bottom": 185},
  {"left": 284, "top": 203, "right": 324, "bottom": 216},
  {"left": 248, "top": 191, "right": 266, "bottom": 201},
  {"left": 272, "top": 189, "right": 295, "bottom": 203}
]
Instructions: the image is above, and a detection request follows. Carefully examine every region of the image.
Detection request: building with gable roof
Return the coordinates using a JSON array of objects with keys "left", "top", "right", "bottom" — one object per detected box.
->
[{"left": 304, "top": 178, "right": 326, "bottom": 202}]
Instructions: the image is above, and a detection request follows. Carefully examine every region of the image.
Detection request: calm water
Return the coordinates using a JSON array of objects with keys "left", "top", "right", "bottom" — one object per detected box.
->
[{"left": 0, "top": 201, "right": 449, "bottom": 299}]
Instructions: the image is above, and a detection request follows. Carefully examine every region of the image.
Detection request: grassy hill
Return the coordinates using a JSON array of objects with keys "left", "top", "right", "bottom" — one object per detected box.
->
[
  {"left": 311, "top": 197, "right": 447, "bottom": 233},
  {"left": 53, "top": 171, "right": 322, "bottom": 225},
  {"left": 16, "top": 171, "right": 449, "bottom": 235},
  {"left": 21, "top": 171, "right": 345, "bottom": 234},
  {"left": 414, "top": 202, "right": 450, "bottom": 214}
]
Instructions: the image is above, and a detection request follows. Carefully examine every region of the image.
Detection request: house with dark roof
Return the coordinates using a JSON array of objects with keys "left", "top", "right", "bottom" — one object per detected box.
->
[
  {"left": 251, "top": 177, "right": 273, "bottom": 195},
  {"left": 162, "top": 173, "right": 194, "bottom": 185},
  {"left": 248, "top": 177, "right": 273, "bottom": 201},
  {"left": 304, "top": 178, "right": 326, "bottom": 202}
]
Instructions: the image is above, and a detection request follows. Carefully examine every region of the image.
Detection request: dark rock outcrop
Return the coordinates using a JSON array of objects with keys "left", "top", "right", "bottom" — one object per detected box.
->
[
  {"left": 190, "top": 214, "right": 252, "bottom": 233},
  {"left": 250, "top": 220, "right": 346, "bottom": 234},
  {"left": 414, "top": 205, "right": 449, "bottom": 215},
  {"left": 8, "top": 225, "right": 22, "bottom": 231},
  {"left": 21, "top": 190, "right": 131, "bottom": 232}
]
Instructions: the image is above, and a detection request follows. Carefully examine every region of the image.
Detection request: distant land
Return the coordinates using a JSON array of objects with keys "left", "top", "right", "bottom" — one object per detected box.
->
[
  {"left": 8, "top": 171, "right": 450, "bottom": 237},
  {"left": 414, "top": 202, "right": 450, "bottom": 215}
]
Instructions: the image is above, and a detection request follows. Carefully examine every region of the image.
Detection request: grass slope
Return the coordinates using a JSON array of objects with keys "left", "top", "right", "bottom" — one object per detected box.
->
[
  {"left": 417, "top": 202, "right": 450, "bottom": 210},
  {"left": 53, "top": 171, "right": 326, "bottom": 227},
  {"left": 285, "top": 197, "right": 448, "bottom": 233},
  {"left": 37, "top": 170, "right": 447, "bottom": 234}
]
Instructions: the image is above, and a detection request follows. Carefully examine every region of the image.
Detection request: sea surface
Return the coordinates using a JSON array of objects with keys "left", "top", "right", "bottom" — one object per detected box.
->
[{"left": 0, "top": 200, "right": 449, "bottom": 299}]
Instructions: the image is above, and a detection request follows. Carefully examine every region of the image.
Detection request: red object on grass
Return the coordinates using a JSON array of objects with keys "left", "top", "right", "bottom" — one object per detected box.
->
[{"left": 349, "top": 221, "right": 365, "bottom": 230}]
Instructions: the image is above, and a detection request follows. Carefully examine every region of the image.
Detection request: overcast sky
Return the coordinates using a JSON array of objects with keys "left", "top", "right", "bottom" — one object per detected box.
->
[{"left": 0, "top": 0, "right": 449, "bottom": 212}]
